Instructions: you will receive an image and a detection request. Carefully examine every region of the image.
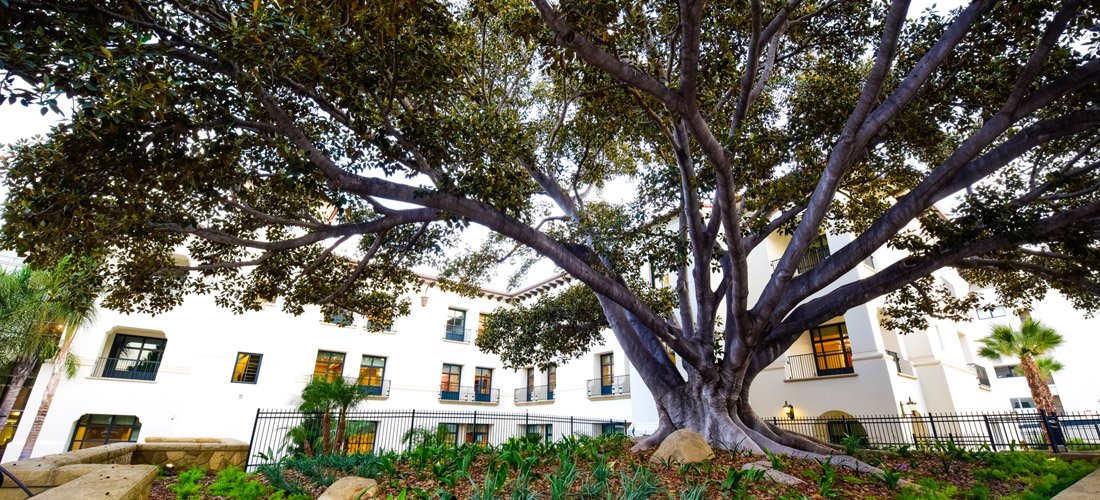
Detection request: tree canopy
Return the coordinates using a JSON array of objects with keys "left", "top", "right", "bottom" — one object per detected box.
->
[{"left": 1, "top": 0, "right": 1097, "bottom": 459}]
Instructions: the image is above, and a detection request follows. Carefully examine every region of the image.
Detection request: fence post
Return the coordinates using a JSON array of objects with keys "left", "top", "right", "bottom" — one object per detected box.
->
[
  {"left": 525, "top": 411, "right": 529, "bottom": 431},
  {"left": 571, "top": 415, "right": 574, "bottom": 435},
  {"left": 245, "top": 408, "right": 261, "bottom": 470},
  {"left": 928, "top": 413, "right": 939, "bottom": 441},
  {"left": 407, "top": 409, "right": 416, "bottom": 452},
  {"left": 1039, "top": 409, "right": 1066, "bottom": 453},
  {"left": 982, "top": 414, "right": 997, "bottom": 451}
]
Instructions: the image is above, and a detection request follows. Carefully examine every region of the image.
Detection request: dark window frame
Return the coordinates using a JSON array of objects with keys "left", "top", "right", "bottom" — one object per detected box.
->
[
  {"left": 808, "top": 323, "right": 853, "bottom": 376},
  {"left": 359, "top": 355, "right": 387, "bottom": 395},
  {"left": 474, "top": 367, "right": 493, "bottom": 402},
  {"left": 103, "top": 334, "right": 166, "bottom": 381},
  {"left": 68, "top": 414, "right": 141, "bottom": 451},
  {"left": 314, "top": 350, "right": 346, "bottom": 382},
  {"left": 231, "top": 352, "right": 263, "bottom": 384},
  {"left": 440, "top": 364, "right": 462, "bottom": 400},
  {"left": 444, "top": 308, "right": 467, "bottom": 341}
]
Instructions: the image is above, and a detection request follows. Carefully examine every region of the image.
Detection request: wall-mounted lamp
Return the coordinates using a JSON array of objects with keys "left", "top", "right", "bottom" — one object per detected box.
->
[
  {"left": 904, "top": 397, "right": 917, "bottom": 412},
  {"left": 782, "top": 401, "right": 795, "bottom": 420},
  {"left": 420, "top": 294, "right": 429, "bottom": 307}
]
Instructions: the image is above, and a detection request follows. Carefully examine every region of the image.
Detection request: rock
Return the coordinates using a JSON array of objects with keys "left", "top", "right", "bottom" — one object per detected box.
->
[
  {"left": 649, "top": 430, "right": 714, "bottom": 464},
  {"left": 742, "top": 461, "right": 805, "bottom": 485},
  {"left": 319, "top": 476, "right": 379, "bottom": 500}
]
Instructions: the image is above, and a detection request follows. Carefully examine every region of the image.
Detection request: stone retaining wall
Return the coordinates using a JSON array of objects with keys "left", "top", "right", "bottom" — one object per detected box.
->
[{"left": 0, "top": 437, "right": 247, "bottom": 500}]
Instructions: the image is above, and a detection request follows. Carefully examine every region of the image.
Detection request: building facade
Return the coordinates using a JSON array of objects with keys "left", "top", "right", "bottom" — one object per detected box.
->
[{"left": 2, "top": 229, "right": 1096, "bottom": 461}]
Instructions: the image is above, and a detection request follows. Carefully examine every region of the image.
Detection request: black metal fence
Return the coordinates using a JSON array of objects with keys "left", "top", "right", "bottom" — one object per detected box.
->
[
  {"left": 246, "top": 409, "right": 630, "bottom": 469},
  {"left": 772, "top": 410, "right": 1100, "bottom": 452}
]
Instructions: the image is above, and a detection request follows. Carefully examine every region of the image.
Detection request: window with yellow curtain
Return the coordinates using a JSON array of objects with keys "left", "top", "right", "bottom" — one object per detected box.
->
[
  {"left": 231, "top": 352, "right": 262, "bottom": 383},
  {"left": 313, "top": 351, "right": 345, "bottom": 382}
]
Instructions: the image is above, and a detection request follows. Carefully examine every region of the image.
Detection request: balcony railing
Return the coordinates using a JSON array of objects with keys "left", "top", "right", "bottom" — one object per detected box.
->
[
  {"left": 785, "top": 351, "right": 854, "bottom": 380},
  {"left": 587, "top": 375, "right": 630, "bottom": 398},
  {"left": 357, "top": 379, "right": 391, "bottom": 397},
  {"left": 886, "top": 350, "right": 916, "bottom": 377},
  {"left": 515, "top": 385, "right": 555, "bottom": 403},
  {"left": 969, "top": 363, "right": 991, "bottom": 388},
  {"left": 92, "top": 356, "right": 162, "bottom": 381},
  {"left": 439, "top": 385, "right": 499, "bottom": 403},
  {"left": 770, "top": 244, "right": 831, "bottom": 276},
  {"left": 443, "top": 328, "right": 472, "bottom": 343}
]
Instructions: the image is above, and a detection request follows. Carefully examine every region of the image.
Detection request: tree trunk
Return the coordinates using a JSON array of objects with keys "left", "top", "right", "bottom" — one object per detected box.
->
[
  {"left": 18, "top": 325, "right": 77, "bottom": 460},
  {"left": 1020, "top": 355, "right": 1057, "bottom": 413},
  {"left": 335, "top": 409, "right": 348, "bottom": 454},
  {"left": 320, "top": 411, "right": 333, "bottom": 455},
  {"left": 0, "top": 357, "right": 37, "bottom": 449}
]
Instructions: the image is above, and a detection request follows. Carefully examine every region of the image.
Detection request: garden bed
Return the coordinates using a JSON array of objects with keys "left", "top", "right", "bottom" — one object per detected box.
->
[{"left": 163, "top": 435, "right": 1099, "bottom": 499}]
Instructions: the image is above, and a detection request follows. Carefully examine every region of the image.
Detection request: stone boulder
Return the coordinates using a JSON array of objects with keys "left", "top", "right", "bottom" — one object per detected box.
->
[
  {"left": 649, "top": 430, "right": 714, "bottom": 464},
  {"left": 319, "top": 476, "right": 379, "bottom": 500}
]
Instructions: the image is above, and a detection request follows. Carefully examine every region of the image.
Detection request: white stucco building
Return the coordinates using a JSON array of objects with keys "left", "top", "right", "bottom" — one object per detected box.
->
[{"left": 2, "top": 232, "right": 1097, "bottom": 461}]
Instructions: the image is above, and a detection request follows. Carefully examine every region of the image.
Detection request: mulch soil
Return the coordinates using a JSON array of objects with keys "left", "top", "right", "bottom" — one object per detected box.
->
[{"left": 150, "top": 443, "right": 1083, "bottom": 499}]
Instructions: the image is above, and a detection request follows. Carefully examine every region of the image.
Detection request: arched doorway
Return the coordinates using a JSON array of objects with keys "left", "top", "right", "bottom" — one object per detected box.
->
[{"left": 818, "top": 410, "right": 869, "bottom": 445}]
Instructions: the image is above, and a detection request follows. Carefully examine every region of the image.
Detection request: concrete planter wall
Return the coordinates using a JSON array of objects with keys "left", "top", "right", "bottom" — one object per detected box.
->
[{"left": 0, "top": 437, "right": 247, "bottom": 500}]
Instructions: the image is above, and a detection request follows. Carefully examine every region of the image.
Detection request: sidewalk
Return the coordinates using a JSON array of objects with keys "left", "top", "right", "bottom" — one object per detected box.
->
[{"left": 1053, "top": 467, "right": 1100, "bottom": 499}]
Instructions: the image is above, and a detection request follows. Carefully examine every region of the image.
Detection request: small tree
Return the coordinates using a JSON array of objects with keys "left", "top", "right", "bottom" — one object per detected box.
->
[
  {"left": 977, "top": 318, "right": 1064, "bottom": 413},
  {"left": 296, "top": 377, "right": 369, "bottom": 455},
  {"left": 0, "top": 260, "right": 91, "bottom": 450}
]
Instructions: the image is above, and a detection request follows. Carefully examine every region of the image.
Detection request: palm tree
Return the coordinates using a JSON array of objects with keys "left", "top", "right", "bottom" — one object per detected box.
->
[
  {"left": 297, "top": 377, "right": 370, "bottom": 455},
  {"left": 977, "top": 318, "right": 1065, "bottom": 413},
  {"left": 0, "top": 264, "right": 80, "bottom": 450},
  {"left": 17, "top": 258, "right": 99, "bottom": 459}
]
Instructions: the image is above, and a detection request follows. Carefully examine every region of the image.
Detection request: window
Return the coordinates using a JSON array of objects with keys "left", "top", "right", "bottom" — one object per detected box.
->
[
  {"left": 995, "top": 365, "right": 1021, "bottom": 378},
  {"left": 600, "top": 353, "right": 614, "bottom": 395},
  {"left": 323, "top": 309, "right": 354, "bottom": 327},
  {"left": 525, "top": 367, "right": 535, "bottom": 402},
  {"left": 1, "top": 366, "right": 39, "bottom": 446},
  {"left": 465, "top": 424, "right": 489, "bottom": 446},
  {"left": 547, "top": 365, "right": 556, "bottom": 399},
  {"left": 439, "top": 423, "right": 459, "bottom": 446},
  {"left": 231, "top": 352, "right": 262, "bottom": 384},
  {"left": 1011, "top": 397, "right": 1036, "bottom": 410},
  {"left": 601, "top": 422, "right": 626, "bottom": 436},
  {"left": 440, "top": 364, "right": 461, "bottom": 400},
  {"left": 101, "top": 334, "right": 166, "bottom": 381},
  {"left": 809, "top": 323, "right": 853, "bottom": 376},
  {"left": 445, "top": 309, "right": 467, "bottom": 341},
  {"left": 478, "top": 313, "right": 490, "bottom": 339},
  {"left": 69, "top": 414, "right": 141, "bottom": 451},
  {"left": 524, "top": 424, "right": 552, "bottom": 442},
  {"left": 314, "top": 351, "right": 345, "bottom": 382},
  {"left": 976, "top": 306, "right": 1007, "bottom": 319},
  {"left": 345, "top": 421, "right": 379, "bottom": 454},
  {"left": 359, "top": 356, "right": 386, "bottom": 395},
  {"left": 475, "top": 367, "right": 493, "bottom": 402}
]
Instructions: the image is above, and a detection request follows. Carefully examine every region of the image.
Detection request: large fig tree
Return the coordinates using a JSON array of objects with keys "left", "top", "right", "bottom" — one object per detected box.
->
[{"left": 1, "top": 0, "right": 1098, "bottom": 462}]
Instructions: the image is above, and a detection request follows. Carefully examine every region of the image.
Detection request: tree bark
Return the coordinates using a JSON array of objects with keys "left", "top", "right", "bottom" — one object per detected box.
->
[
  {"left": 1019, "top": 355, "right": 1057, "bottom": 413},
  {"left": 18, "top": 326, "right": 76, "bottom": 460},
  {"left": 0, "top": 357, "right": 37, "bottom": 450},
  {"left": 319, "top": 412, "right": 333, "bottom": 455}
]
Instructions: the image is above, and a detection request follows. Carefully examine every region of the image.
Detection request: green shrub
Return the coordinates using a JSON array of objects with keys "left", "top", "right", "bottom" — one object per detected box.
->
[{"left": 168, "top": 467, "right": 204, "bottom": 500}]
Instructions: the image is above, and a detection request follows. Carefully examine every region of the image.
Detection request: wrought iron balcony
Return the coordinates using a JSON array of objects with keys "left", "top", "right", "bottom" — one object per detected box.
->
[
  {"left": 969, "top": 363, "right": 992, "bottom": 388},
  {"left": 785, "top": 351, "right": 854, "bottom": 380},
  {"left": 770, "top": 244, "right": 832, "bottom": 276},
  {"left": 92, "top": 356, "right": 162, "bottom": 381},
  {"left": 515, "top": 384, "right": 555, "bottom": 403},
  {"left": 587, "top": 375, "right": 630, "bottom": 398},
  {"left": 443, "top": 328, "right": 472, "bottom": 343},
  {"left": 357, "top": 379, "right": 391, "bottom": 397},
  {"left": 439, "top": 385, "right": 499, "bottom": 403}
]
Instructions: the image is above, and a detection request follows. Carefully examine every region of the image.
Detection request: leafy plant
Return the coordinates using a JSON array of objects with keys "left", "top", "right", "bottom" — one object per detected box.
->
[
  {"left": 876, "top": 465, "right": 904, "bottom": 490},
  {"left": 678, "top": 483, "right": 707, "bottom": 500},
  {"left": 549, "top": 450, "right": 579, "bottom": 500},
  {"left": 764, "top": 449, "right": 786, "bottom": 471},
  {"left": 168, "top": 467, "right": 204, "bottom": 500},
  {"left": 840, "top": 434, "right": 864, "bottom": 456},
  {"left": 801, "top": 458, "right": 838, "bottom": 498},
  {"left": 720, "top": 467, "right": 765, "bottom": 497},
  {"left": 619, "top": 466, "right": 660, "bottom": 500}
]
